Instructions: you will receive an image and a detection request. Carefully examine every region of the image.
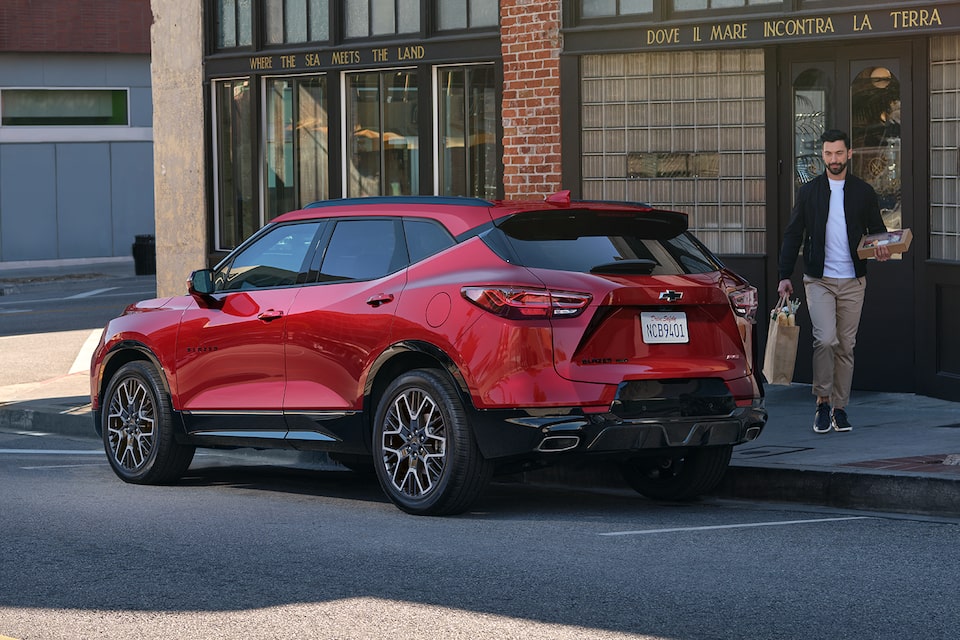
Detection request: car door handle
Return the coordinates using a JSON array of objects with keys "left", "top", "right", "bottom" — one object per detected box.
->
[
  {"left": 257, "top": 309, "right": 284, "bottom": 321},
  {"left": 366, "top": 293, "right": 394, "bottom": 308}
]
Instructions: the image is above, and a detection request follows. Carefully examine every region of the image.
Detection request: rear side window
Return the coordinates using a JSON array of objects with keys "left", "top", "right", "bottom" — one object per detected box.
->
[
  {"left": 491, "top": 209, "right": 721, "bottom": 275},
  {"left": 317, "top": 219, "right": 407, "bottom": 282},
  {"left": 404, "top": 219, "right": 456, "bottom": 263}
]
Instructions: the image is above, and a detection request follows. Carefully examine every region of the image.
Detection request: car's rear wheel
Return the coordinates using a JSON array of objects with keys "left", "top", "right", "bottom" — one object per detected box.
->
[
  {"left": 620, "top": 445, "right": 732, "bottom": 501},
  {"left": 373, "top": 369, "right": 492, "bottom": 516},
  {"left": 102, "top": 361, "right": 195, "bottom": 484}
]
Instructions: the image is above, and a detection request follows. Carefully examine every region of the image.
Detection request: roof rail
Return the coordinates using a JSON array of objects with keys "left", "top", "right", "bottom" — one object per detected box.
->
[{"left": 304, "top": 195, "right": 493, "bottom": 209}]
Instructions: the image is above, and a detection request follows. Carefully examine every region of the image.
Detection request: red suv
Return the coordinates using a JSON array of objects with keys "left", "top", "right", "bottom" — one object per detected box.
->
[{"left": 91, "top": 192, "right": 766, "bottom": 515}]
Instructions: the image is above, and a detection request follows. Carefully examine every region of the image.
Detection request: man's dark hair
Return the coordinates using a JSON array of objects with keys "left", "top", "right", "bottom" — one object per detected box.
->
[{"left": 821, "top": 129, "right": 851, "bottom": 148}]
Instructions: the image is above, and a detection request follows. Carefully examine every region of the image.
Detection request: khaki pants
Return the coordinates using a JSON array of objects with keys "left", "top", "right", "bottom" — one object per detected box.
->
[{"left": 803, "top": 275, "right": 866, "bottom": 409}]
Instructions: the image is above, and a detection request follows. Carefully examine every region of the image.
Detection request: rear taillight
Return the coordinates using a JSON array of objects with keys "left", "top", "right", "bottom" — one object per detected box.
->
[
  {"left": 461, "top": 287, "right": 592, "bottom": 320},
  {"left": 727, "top": 285, "right": 758, "bottom": 323}
]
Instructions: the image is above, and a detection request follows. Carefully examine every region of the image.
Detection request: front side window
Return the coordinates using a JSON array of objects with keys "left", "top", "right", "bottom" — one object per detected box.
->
[
  {"left": 0, "top": 89, "right": 128, "bottom": 126},
  {"left": 437, "top": 65, "right": 497, "bottom": 198},
  {"left": 264, "top": 75, "right": 329, "bottom": 220},
  {"left": 345, "top": 70, "right": 419, "bottom": 197},
  {"left": 265, "top": 0, "right": 330, "bottom": 44},
  {"left": 216, "top": 221, "right": 322, "bottom": 291},
  {"left": 344, "top": 0, "right": 419, "bottom": 38},
  {"left": 214, "top": 79, "right": 256, "bottom": 250}
]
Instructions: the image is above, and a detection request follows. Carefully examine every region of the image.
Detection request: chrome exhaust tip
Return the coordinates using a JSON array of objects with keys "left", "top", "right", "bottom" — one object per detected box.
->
[{"left": 536, "top": 435, "right": 581, "bottom": 453}]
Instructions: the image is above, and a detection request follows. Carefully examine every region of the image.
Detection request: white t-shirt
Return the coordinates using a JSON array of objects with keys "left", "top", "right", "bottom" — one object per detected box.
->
[{"left": 823, "top": 178, "right": 856, "bottom": 278}]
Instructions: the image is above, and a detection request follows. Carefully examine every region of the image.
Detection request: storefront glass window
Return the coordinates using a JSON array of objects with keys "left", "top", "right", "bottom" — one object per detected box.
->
[
  {"left": 215, "top": 79, "right": 256, "bottom": 250},
  {"left": 216, "top": 0, "right": 253, "bottom": 48},
  {"left": 346, "top": 71, "right": 419, "bottom": 196},
  {"left": 438, "top": 65, "right": 497, "bottom": 198},
  {"left": 266, "top": 0, "right": 330, "bottom": 44},
  {"left": 264, "top": 76, "right": 330, "bottom": 220},
  {"left": 0, "top": 89, "right": 128, "bottom": 126},
  {"left": 345, "top": 0, "right": 419, "bottom": 38},
  {"left": 850, "top": 66, "right": 902, "bottom": 234},
  {"left": 931, "top": 36, "right": 960, "bottom": 262},
  {"left": 437, "top": 0, "right": 499, "bottom": 29},
  {"left": 792, "top": 66, "right": 832, "bottom": 195},
  {"left": 673, "top": 0, "right": 778, "bottom": 10},
  {"left": 582, "top": 0, "right": 652, "bottom": 17}
]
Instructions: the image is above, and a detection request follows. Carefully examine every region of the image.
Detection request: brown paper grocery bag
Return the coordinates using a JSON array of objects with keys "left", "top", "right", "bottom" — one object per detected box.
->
[{"left": 761, "top": 307, "right": 800, "bottom": 386}]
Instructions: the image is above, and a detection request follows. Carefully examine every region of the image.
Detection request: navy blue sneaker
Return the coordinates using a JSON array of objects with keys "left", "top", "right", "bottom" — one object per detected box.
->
[
  {"left": 832, "top": 408, "right": 853, "bottom": 432},
  {"left": 814, "top": 403, "right": 832, "bottom": 433}
]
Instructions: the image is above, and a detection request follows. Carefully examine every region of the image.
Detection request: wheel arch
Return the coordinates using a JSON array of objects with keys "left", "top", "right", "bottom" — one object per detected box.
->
[
  {"left": 95, "top": 342, "right": 172, "bottom": 436},
  {"left": 363, "top": 341, "right": 473, "bottom": 439}
]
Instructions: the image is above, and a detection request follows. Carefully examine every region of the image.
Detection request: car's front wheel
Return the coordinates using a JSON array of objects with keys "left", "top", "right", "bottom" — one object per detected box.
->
[
  {"left": 102, "top": 361, "right": 195, "bottom": 484},
  {"left": 620, "top": 445, "right": 732, "bottom": 501},
  {"left": 373, "top": 369, "right": 492, "bottom": 516}
]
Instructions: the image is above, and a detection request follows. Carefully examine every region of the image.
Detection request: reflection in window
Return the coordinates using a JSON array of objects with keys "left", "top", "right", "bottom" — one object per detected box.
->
[
  {"left": 793, "top": 66, "right": 831, "bottom": 194},
  {"left": 215, "top": 79, "right": 256, "bottom": 251},
  {"left": 437, "top": 0, "right": 499, "bottom": 30},
  {"left": 0, "top": 89, "right": 128, "bottom": 126},
  {"left": 673, "top": 0, "right": 778, "bottom": 10},
  {"left": 438, "top": 65, "right": 497, "bottom": 198},
  {"left": 215, "top": 0, "right": 253, "bottom": 48},
  {"left": 265, "top": 0, "right": 329, "bottom": 43},
  {"left": 344, "top": 0, "right": 419, "bottom": 38},
  {"left": 345, "top": 71, "right": 419, "bottom": 197},
  {"left": 217, "top": 222, "right": 321, "bottom": 291},
  {"left": 319, "top": 219, "right": 405, "bottom": 281},
  {"left": 582, "top": 0, "right": 652, "bottom": 17},
  {"left": 264, "top": 76, "right": 329, "bottom": 220},
  {"left": 851, "top": 66, "right": 901, "bottom": 232}
]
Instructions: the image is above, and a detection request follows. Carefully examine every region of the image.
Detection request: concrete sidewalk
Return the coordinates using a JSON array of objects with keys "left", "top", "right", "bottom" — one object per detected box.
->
[{"left": 2, "top": 259, "right": 959, "bottom": 517}]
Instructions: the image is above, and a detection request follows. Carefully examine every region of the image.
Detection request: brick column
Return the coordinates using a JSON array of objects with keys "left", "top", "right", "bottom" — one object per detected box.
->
[{"left": 500, "top": 0, "right": 563, "bottom": 199}]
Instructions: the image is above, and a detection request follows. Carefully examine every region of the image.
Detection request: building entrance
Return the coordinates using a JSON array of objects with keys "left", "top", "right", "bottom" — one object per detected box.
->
[{"left": 777, "top": 43, "right": 916, "bottom": 392}]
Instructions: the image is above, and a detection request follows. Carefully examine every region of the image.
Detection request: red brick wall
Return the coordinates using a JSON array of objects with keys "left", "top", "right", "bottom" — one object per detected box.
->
[
  {"left": 0, "top": 0, "right": 151, "bottom": 53},
  {"left": 500, "top": 0, "right": 563, "bottom": 199}
]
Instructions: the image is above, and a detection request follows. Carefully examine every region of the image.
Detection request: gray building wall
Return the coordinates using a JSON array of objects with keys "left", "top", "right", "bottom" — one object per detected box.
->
[{"left": 0, "top": 53, "right": 154, "bottom": 262}]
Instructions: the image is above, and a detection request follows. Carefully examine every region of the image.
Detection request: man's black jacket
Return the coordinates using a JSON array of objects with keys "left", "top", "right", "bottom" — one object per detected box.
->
[{"left": 777, "top": 171, "right": 888, "bottom": 281}]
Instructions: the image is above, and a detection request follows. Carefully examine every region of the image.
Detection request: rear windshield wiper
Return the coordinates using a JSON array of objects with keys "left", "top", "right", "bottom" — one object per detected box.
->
[{"left": 589, "top": 259, "right": 657, "bottom": 275}]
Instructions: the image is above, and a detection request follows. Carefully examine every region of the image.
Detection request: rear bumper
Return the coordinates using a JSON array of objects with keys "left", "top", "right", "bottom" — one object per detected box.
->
[{"left": 469, "top": 401, "right": 767, "bottom": 460}]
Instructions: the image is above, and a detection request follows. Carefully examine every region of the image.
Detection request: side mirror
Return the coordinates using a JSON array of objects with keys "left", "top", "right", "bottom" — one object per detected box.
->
[{"left": 188, "top": 269, "right": 215, "bottom": 297}]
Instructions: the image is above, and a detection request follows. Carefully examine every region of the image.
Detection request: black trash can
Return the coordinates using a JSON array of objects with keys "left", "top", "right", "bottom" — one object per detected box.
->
[{"left": 132, "top": 234, "right": 156, "bottom": 275}]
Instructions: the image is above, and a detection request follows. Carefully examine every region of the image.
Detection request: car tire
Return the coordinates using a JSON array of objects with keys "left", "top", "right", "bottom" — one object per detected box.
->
[
  {"left": 373, "top": 369, "right": 493, "bottom": 516},
  {"left": 102, "top": 361, "right": 195, "bottom": 484},
  {"left": 620, "top": 445, "right": 732, "bottom": 501}
]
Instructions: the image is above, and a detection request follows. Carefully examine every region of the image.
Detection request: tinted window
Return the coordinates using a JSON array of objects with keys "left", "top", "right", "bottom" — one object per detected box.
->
[
  {"left": 216, "top": 222, "right": 321, "bottom": 291},
  {"left": 404, "top": 219, "right": 456, "bottom": 263},
  {"left": 318, "top": 219, "right": 407, "bottom": 281},
  {"left": 492, "top": 209, "right": 720, "bottom": 275}
]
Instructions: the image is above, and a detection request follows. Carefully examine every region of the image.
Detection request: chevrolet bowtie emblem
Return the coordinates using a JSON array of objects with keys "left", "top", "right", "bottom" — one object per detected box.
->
[{"left": 659, "top": 290, "right": 683, "bottom": 302}]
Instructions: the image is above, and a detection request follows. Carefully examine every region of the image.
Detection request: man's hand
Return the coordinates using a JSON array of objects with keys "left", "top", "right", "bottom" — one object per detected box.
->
[
  {"left": 777, "top": 278, "right": 793, "bottom": 297},
  {"left": 874, "top": 243, "right": 891, "bottom": 261}
]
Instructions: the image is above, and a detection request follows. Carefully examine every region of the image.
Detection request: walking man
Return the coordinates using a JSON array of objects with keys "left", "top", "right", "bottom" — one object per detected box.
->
[{"left": 777, "top": 129, "right": 890, "bottom": 433}]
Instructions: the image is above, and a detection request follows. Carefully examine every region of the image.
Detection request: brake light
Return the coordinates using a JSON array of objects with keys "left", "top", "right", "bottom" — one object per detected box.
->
[
  {"left": 727, "top": 285, "right": 758, "bottom": 323},
  {"left": 461, "top": 287, "right": 592, "bottom": 320}
]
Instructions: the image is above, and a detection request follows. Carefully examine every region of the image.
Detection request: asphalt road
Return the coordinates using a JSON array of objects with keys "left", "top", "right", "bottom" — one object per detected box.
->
[{"left": 1, "top": 428, "right": 959, "bottom": 640}]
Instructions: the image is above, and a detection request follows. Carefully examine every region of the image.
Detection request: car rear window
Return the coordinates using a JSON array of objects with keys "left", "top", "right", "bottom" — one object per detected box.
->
[{"left": 489, "top": 209, "right": 722, "bottom": 275}]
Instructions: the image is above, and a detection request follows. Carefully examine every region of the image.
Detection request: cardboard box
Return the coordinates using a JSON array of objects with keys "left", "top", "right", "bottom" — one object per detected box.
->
[{"left": 857, "top": 228, "right": 912, "bottom": 259}]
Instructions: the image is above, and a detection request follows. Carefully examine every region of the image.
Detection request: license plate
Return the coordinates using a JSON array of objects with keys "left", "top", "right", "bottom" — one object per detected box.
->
[{"left": 640, "top": 312, "right": 689, "bottom": 344}]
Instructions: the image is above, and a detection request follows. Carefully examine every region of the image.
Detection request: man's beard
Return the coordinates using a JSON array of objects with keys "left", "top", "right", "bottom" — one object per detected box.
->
[{"left": 826, "top": 161, "right": 847, "bottom": 176}]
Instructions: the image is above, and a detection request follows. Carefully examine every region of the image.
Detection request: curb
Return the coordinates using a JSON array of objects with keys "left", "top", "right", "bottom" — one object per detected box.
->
[
  {"left": 715, "top": 465, "right": 960, "bottom": 518},
  {"left": 0, "top": 406, "right": 93, "bottom": 437}
]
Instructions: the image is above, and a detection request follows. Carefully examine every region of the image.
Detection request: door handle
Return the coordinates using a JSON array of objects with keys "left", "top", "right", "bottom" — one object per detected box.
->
[
  {"left": 257, "top": 309, "right": 284, "bottom": 321},
  {"left": 366, "top": 293, "right": 394, "bottom": 308}
]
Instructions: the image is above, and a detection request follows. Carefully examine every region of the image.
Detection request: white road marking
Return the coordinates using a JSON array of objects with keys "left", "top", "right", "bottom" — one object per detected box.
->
[
  {"left": 64, "top": 287, "right": 118, "bottom": 299},
  {"left": 0, "top": 449, "right": 103, "bottom": 455},
  {"left": 69, "top": 328, "right": 103, "bottom": 374},
  {"left": 600, "top": 516, "right": 873, "bottom": 536},
  {"left": 21, "top": 464, "right": 102, "bottom": 470}
]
